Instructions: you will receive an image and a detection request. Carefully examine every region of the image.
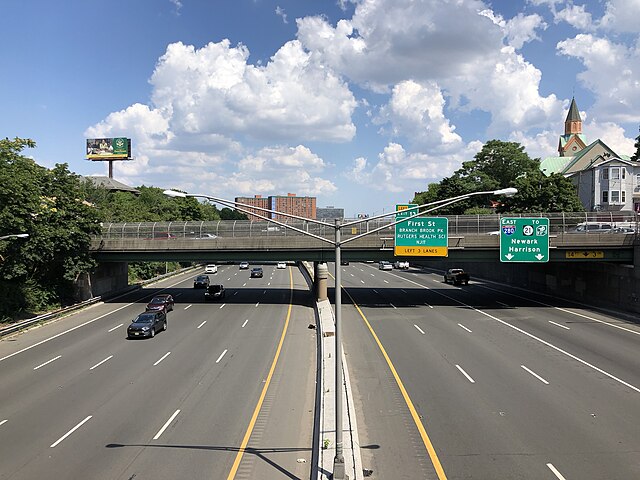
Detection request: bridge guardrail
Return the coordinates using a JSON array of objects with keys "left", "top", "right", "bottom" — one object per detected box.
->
[{"left": 95, "top": 212, "right": 639, "bottom": 241}]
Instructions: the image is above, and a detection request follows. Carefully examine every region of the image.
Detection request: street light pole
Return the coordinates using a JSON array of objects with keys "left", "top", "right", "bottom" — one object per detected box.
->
[
  {"left": 164, "top": 187, "right": 516, "bottom": 480},
  {"left": 0, "top": 233, "right": 29, "bottom": 241}
]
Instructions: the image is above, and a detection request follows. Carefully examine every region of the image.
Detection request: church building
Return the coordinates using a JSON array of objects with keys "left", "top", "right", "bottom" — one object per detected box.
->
[{"left": 540, "top": 98, "right": 640, "bottom": 212}]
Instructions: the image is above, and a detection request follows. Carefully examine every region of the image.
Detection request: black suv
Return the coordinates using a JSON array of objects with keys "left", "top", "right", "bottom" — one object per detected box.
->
[
  {"left": 205, "top": 284, "right": 226, "bottom": 301},
  {"left": 194, "top": 274, "right": 210, "bottom": 288},
  {"left": 250, "top": 267, "right": 263, "bottom": 278},
  {"left": 127, "top": 311, "right": 167, "bottom": 339}
]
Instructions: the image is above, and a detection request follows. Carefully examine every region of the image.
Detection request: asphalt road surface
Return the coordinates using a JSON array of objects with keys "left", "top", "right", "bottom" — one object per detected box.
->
[
  {"left": 0, "top": 263, "right": 316, "bottom": 480},
  {"left": 331, "top": 262, "right": 640, "bottom": 480}
]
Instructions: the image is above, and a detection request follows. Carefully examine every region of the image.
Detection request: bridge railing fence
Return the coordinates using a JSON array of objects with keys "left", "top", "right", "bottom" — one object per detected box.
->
[{"left": 96, "top": 212, "right": 639, "bottom": 240}]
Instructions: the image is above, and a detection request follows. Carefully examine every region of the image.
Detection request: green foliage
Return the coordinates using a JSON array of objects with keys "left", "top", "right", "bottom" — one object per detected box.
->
[
  {"left": 632, "top": 126, "right": 640, "bottom": 162},
  {"left": 84, "top": 185, "right": 226, "bottom": 222},
  {"left": 412, "top": 139, "right": 583, "bottom": 214},
  {"left": 219, "top": 207, "right": 248, "bottom": 220},
  {"left": 0, "top": 138, "right": 102, "bottom": 320}
]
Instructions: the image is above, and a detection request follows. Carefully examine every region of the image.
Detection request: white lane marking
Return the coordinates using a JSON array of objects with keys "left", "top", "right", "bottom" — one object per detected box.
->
[
  {"left": 108, "top": 323, "right": 123, "bottom": 332},
  {"left": 197, "top": 321, "right": 207, "bottom": 329},
  {"left": 401, "top": 289, "right": 407, "bottom": 293},
  {"left": 350, "top": 274, "right": 355, "bottom": 277},
  {"left": 268, "top": 282, "right": 271, "bottom": 286},
  {"left": 153, "top": 352, "right": 171, "bottom": 366},
  {"left": 34, "top": 355, "right": 61, "bottom": 370},
  {"left": 359, "top": 269, "right": 364, "bottom": 272},
  {"left": 216, "top": 349, "right": 228, "bottom": 363},
  {"left": 394, "top": 274, "right": 640, "bottom": 394},
  {"left": 414, "top": 325, "right": 426, "bottom": 335},
  {"left": 227, "top": 278, "right": 231, "bottom": 281},
  {"left": 496, "top": 301, "right": 510, "bottom": 307},
  {"left": 456, "top": 364, "right": 475, "bottom": 383},
  {"left": 390, "top": 303, "right": 397, "bottom": 309},
  {"left": 458, "top": 323, "right": 472, "bottom": 333},
  {"left": 547, "top": 463, "right": 567, "bottom": 480},
  {"left": 50, "top": 415, "right": 92, "bottom": 448},
  {"left": 0, "top": 274, "right": 193, "bottom": 364},
  {"left": 480, "top": 284, "right": 640, "bottom": 337},
  {"left": 153, "top": 409, "right": 180, "bottom": 440},
  {"left": 241, "top": 319, "right": 249, "bottom": 328},
  {"left": 233, "top": 291, "right": 238, "bottom": 296},
  {"left": 0, "top": 419, "right": 7, "bottom": 427},
  {"left": 263, "top": 290, "right": 266, "bottom": 294},
  {"left": 89, "top": 355, "right": 113, "bottom": 370},
  {"left": 184, "top": 304, "right": 192, "bottom": 310},
  {"left": 383, "top": 280, "right": 389, "bottom": 284},
  {"left": 361, "top": 280, "right": 365, "bottom": 284},
  {"left": 243, "top": 282, "right": 247, "bottom": 287},
  {"left": 521, "top": 365, "right": 549, "bottom": 385},
  {"left": 549, "top": 320, "right": 570, "bottom": 330},
  {"left": 255, "top": 302, "right": 260, "bottom": 307},
  {"left": 219, "top": 304, "right": 225, "bottom": 309},
  {"left": 424, "top": 302, "right": 433, "bottom": 309},
  {"left": 370, "top": 273, "right": 375, "bottom": 277},
  {"left": 373, "top": 289, "right": 378, "bottom": 294}
]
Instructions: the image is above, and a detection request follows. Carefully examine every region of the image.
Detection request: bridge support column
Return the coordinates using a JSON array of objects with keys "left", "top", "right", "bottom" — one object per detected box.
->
[{"left": 315, "top": 262, "right": 328, "bottom": 301}]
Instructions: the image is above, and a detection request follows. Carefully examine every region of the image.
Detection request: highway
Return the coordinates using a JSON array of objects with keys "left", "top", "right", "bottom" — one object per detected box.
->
[
  {"left": 0, "top": 264, "right": 316, "bottom": 480},
  {"left": 333, "top": 262, "right": 640, "bottom": 480}
]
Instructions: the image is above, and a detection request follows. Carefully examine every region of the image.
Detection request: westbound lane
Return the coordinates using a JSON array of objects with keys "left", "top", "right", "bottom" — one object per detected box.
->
[
  {"left": 331, "top": 262, "right": 640, "bottom": 480},
  {"left": 0, "top": 263, "right": 316, "bottom": 480}
]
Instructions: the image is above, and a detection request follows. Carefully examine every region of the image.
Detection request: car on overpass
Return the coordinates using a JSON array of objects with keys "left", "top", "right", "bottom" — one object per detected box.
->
[{"left": 127, "top": 311, "right": 167, "bottom": 339}]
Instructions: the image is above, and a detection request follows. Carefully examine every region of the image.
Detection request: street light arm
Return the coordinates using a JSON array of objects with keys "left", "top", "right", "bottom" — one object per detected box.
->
[
  {"left": 0, "top": 233, "right": 29, "bottom": 241},
  {"left": 341, "top": 187, "right": 517, "bottom": 228},
  {"left": 164, "top": 190, "right": 333, "bottom": 227},
  {"left": 164, "top": 190, "right": 335, "bottom": 246}
]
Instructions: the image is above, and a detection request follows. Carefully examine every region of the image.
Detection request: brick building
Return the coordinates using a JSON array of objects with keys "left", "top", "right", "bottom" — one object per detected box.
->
[{"left": 235, "top": 193, "right": 316, "bottom": 221}]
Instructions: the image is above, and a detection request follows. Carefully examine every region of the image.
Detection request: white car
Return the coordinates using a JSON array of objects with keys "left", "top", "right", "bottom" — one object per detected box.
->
[
  {"left": 379, "top": 261, "right": 393, "bottom": 270},
  {"left": 394, "top": 261, "right": 409, "bottom": 270},
  {"left": 205, "top": 264, "right": 218, "bottom": 274},
  {"left": 277, "top": 262, "right": 286, "bottom": 269},
  {"left": 239, "top": 261, "right": 249, "bottom": 269}
]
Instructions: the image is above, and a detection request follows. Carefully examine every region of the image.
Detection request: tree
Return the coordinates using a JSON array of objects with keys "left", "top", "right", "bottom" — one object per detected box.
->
[
  {"left": 631, "top": 126, "right": 640, "bottom": 162},
  {"left": 0, "top": 139, "right": 102, "bottom": 319},
  {"left": 501, "top": 172, "right": 584, "bottom": 213},
  {"left": 412, "top": 140, "right": 542, "bottom": 214}
]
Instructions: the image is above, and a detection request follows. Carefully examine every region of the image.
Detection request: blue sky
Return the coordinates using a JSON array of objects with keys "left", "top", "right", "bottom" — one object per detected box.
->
[{"left": 2, "top": 0, "right": 639, "bottom": 217}]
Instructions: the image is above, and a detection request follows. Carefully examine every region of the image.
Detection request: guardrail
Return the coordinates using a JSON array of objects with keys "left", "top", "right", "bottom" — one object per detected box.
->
[{"left": 95, "top": 212, "right": 640, "bottom": 240}]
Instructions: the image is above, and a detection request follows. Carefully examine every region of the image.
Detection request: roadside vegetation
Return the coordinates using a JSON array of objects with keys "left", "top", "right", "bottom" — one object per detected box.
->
[
  {"left": 0, "top": 137, "right": 244, "bottom": 323},
  {"left": 412, "top": 140, "right": 584, "bottom": 214}
]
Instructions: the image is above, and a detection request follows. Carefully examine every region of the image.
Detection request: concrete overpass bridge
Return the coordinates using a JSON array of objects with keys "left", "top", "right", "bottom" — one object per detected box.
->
[{"left": 90, "top": 214, "right": 638, "bottom": 263}]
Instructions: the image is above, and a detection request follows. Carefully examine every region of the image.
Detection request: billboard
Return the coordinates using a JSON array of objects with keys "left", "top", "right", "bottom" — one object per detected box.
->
[{"left": 86, "top": 138, "right": 131, "bottom": 160}]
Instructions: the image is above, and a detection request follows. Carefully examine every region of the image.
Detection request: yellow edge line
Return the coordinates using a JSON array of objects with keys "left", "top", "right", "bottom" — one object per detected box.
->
[
  {"left": 335, "top": 270, "right": 448, "bottom": 479},
  {"left": 225, "top": 267, "right": 294, "bottom": 479}
]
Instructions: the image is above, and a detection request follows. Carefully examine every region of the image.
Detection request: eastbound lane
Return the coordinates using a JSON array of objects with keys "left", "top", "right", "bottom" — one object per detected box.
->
[
  {"left": 332, "top": 262, "right": 640, "bottom": 480},
  {"left": 0, "top": 263, "right": 316, "bottom": 480}
]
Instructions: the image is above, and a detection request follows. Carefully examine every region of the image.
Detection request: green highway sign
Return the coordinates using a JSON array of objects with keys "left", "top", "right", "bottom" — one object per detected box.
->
[
  {"left": 395, "top": 204, "right": 448, "bottom": 257},
  {"left": 499, "top": 217, "right": 549, "bottom": 263}
]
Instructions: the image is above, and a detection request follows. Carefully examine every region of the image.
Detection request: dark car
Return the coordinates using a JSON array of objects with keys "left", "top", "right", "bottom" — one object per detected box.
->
[
  {"left": 250, "top": 267, "right": 263, "bottom": 278},
  {"left": 146, "top": 294, "right": 174, "bottom": 312},
  {"left": 205, "top": 284, "right": 225, "bottom": 301},
  {"left": 127, "top": 311, "right": 167, "bottom": 339},
  {"left": 194, "top": 275, "right": 210, "bottom": 288}
]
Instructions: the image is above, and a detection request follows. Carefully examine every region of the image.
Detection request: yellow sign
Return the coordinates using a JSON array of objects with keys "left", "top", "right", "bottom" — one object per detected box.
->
[
  {"left": 565, "top": 250, "right": 604, "bottom": 259},
  {"left": 395, "top": 246, "right": 448, "bottom": 256},
  {"left": 351, "top": 227, "right": 358, "bottom": 235}
]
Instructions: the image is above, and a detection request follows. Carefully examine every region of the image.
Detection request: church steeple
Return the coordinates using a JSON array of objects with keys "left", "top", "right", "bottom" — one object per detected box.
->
[
  {"left": 564, "top": 97, "right": 582, "bottom": 135},
  {"left": 559, "top": 97, "right": 586, "bottom": 156}
]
